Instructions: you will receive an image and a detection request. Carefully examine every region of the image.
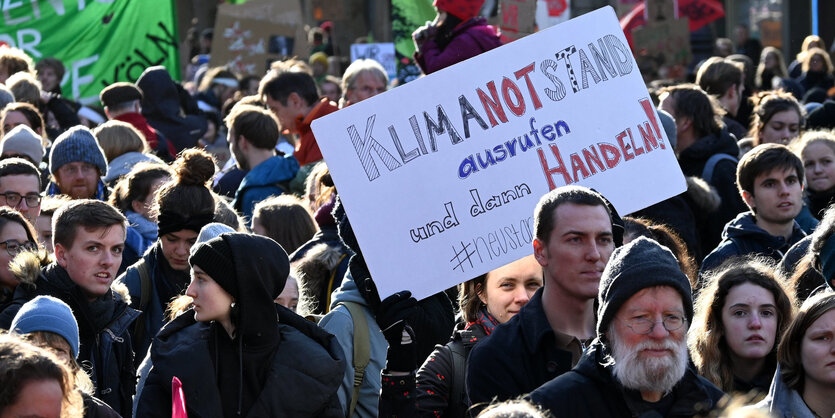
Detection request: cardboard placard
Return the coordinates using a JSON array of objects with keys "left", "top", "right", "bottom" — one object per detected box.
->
[
  {"left": 350, "top": 43, "right": 397, "bottom": 81},
  {"left": 631, "top": 18, "right": 692, "bottom": 66},
  {"left": 500, "top": 0, "right": 537, "bottom": 39},
  {"left": 312, "top": 6, "right": 686, "bottom": 300}
]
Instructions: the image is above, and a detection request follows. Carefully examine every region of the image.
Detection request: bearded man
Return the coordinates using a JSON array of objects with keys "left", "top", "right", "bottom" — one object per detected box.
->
[{"left": 528, "top": 237, "right": 725, "bottom": 416}]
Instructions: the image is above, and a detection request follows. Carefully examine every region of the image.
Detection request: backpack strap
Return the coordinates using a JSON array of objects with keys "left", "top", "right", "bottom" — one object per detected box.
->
[
  {"left": 447, "top": 340, "right": 469, "bottom": 417},
  {"left": 324, "top": 254, "right": 349, "bottom": 313},
  {"left": 132, "top": 262, "right": 152, "bottom": 346},
  {"left": 339, "top": 301, "right": 370, "bottom": 417},
  {"left": 702, "top": 153, "right": 738, "bottom": 183}
]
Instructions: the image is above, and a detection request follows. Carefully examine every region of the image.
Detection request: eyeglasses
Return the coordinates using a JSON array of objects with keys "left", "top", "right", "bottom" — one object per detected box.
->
[
  {"left": 620, "top": 314, "right": 686, "bottom": 335},
  {"left": 0, "top": 240, "right": 37, "bottom": 257},
  {"left": 0, "top": 192, "right": 41, "bottom": 208}
]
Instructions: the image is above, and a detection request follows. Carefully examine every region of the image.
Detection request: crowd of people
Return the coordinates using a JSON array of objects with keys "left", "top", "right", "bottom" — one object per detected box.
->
[{"left": 1, "top": 0, "right": 835, "bottom": 417}]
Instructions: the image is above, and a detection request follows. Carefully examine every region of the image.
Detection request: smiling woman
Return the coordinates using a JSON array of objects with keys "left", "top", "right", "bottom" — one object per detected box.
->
[{"left": 793, "top": 130, "right": 835, "bottom": 220}]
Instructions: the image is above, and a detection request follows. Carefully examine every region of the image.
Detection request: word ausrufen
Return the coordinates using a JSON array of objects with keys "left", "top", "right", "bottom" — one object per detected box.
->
[{"left": 345, "top": 33, "right": 634, "bottom": 182}]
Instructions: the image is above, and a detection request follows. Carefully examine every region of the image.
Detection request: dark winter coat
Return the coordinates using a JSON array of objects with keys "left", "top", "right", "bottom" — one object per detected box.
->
[
  {"left": 135, "top": 309, "right": 345, "bottom": 418},
  {"left": 115, "top": 242, "right": 190, "bottom": 364},
  {"left": 528, "top": 340, "right": 725, "bottom": 417},
  {"left": 136, "top": 66, "right": 207, "bottom": 151},
  {"left": 808, "top": 100, "right": 835, "bottom": 130},
  {"left": 678, "top": 128, "right": 748, "bottom": 253},
  {"left": 466, "top": 288, "right": 577, "bottom": 412},
  {"left": 415, "top": 17, "right": 502, "bottom": 75},
  {"left": 290, "top": 226, "right": 352, "bottom": 315},
  {"left": 379, "top": 315, "right": 495, "bottom": 418},
  {"left": 0, "top": 263, "right": 139, "bottom": 417},
  {"left": 701, "top": 212, "right": 806, "bottom": 274}
]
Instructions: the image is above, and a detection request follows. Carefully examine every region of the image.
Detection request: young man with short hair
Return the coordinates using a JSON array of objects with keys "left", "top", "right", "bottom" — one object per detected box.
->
[
  {"left": 466, "top": 185, "right": 615, "bottom": 408},
  {"left": 225, "top": 104, "right": 299, "bottom": 221},
  {"left": 259, "top": 70, "right": 339, "bottom": 167},
  {"left": 0, "top": 157, "right": 41, "bottom": 225},
  {"left": 0, "top": 199, "right": 137, "bottom": 417},
  {"left": 696, "top": 57, "right": 748, "bottom": 139},
  {"left": 701, "top": 143, "right": 806, "bottom": 273}
]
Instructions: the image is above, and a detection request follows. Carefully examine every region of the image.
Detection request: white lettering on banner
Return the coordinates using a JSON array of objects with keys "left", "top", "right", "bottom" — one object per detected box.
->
[
  {"left": 71, "top": 54, "right": 98, "bottom": 104},
  {"left": 2, "top": 0, "right": 31, "bottom": 25},
  {"left": 0, "top": 28, "right": 42, "bottom": 57},
  {"left": 312, "top": 6, "right": 687, "bottom": 300}
]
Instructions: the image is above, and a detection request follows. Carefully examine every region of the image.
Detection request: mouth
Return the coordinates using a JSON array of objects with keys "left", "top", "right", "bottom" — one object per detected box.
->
[
  {"left": 640, "top": 348, "right": 671, "bottom": 357},
  {"left": 777, "top": 201, "right": 793, "bottom": 209},
  {"left": 94, "top": 272, "right": 111, "bottom": 282},
  {"left": 746, "top": 335, "right": 765, "bottom": 343}
]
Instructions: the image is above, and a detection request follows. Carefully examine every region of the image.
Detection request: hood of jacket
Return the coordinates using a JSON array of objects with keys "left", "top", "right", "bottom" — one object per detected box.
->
[
  {"left": 103, "top": 152, "right": 163, "bottom": 183},
  {"left": 754, "top": 364, "right": 815, "bottom": 418},
  {"left": 328, "top": 273, "right": 366, "bottom": 310},
  {"left": 136, "top": 66, "right": 182, "bottom": 119},
  {"left": 721, "top": 212, "right": 804, "bottom": 248},
  {"left": 237, "top": 155, "right": 299, "bottom": 190},
  {"left": 678, "top": 128, "right": 740, "bottom": 174},
  {"left": 686, "top": 176, "right": 722, "bottom": 212}
]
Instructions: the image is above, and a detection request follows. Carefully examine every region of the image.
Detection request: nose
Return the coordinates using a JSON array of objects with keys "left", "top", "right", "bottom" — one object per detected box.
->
[
  {"left": 101, "top": 250, "right": 115, "bottom": 267},
  {"left": 186, "top": 280, "right": 197, "bottom": 298},
  {"left": 585, "top": 242, "right": 602, "bottom": 261},
  {"left": 749, "top": 313, "right": 762, "bottom": 329},
  {"left": 648, "top": 315, "right": 670, "bottom": 339},
  {"left": 514, "top": 286, "right": 530, "bottom": 305}
]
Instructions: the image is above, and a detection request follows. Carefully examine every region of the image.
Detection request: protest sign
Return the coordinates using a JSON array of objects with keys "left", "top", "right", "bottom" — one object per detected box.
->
[
  {"left": 312, "top": 6, "right": 686, "bottom": 300},
  {"left": 500, "top": 0, "right": 537, "bottom": 41},
  {"left": 0, "top": 0, "right": 178, "bottom": 104},
  {"left": 631, "top": 18, "right": 692, "bottom": 66},
  {"left": 536, "top": 0, "right": 571, "bottom": 30},
  {"left": 350, "top": 43, "right": 397, "bottom": 81}
]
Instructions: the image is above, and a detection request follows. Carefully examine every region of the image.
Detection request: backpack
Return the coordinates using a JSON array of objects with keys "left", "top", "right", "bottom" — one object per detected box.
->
[
  {"left": 702, "top": 153, "right": 738, "bottom": 184},
  {"left": 131, "top": 262, "right": 152, "bottom": 348}
]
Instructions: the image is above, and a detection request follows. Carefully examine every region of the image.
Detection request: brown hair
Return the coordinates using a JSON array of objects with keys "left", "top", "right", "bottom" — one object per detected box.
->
[
  {"left": 533, "top": 186, "right": 610, "bottom": 244},
  {"left": 749, "top": 90, "right": 805, "bottom": 143},
  {"left": 154, "top": 149, "right": 215, "bottom": 221},
  {"left": 778, "top": 291, "right": 835, "bottom": 392},
  {"left": 459, "top": 273, "right": 488, "bottom": 323},
  {"left": 5, "top": 72, "right": 41, "bottom": 106},
  {"left": 801, "top": 47, "right": 834, "bottom": 74},
  {"left": 689, "top": 257, "right": 795, "bottom": 392},
  {"left": 109, "top": 162, "right": 171, "bottom": 214},
  {"left": 52, "top": 200, "right": 126, "bottom": 249},
  {"left": 0, "top": 334, "right": 82, "bottom": 417},
  {"left": 0, "top": 46, "right": 34, "bottom": 78},
  {"left": 1, "top": 102, "right": 45, "bottom": 137},
  {"left": 224, "top": 104, "right": 280, "bottom": 150},
  {"left": 93, "top": 120, "right": 148, "bottom": 162},
  {"left": 658, "top": 83, "right": 725, "bottom": 138},
  {"left": 304, "top": 162, "right": 335, "bottom": 213},
  {"left": 736, "top": 143, "right": 804, "bottom": 197},
  {"left": 696, "top": 57, "right": 744, "bottom": 97},
  {"left": 252, "top": 194, "right": 317, "bottom": 254}
]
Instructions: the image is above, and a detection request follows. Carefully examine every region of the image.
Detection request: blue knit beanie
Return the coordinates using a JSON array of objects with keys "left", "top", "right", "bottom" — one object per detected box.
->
[
  {"left": 10, "top": 295, "right": 80, "bottom": 359},
  {"left": 48, "top": 126, "right": 107, "bottom": 176}
]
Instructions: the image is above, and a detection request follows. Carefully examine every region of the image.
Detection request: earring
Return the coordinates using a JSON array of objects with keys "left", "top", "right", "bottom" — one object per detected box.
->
[{"left": 231, "top": 302, "right": 236, "bottom": 308}]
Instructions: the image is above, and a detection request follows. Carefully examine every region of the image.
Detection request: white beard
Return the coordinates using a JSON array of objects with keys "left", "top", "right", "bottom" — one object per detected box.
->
[{"left": 608, "top": 329, "right": 689, "bottom": 395}]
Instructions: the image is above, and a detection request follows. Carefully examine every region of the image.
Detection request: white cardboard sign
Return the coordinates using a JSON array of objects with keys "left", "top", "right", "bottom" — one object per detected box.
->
[{"left": 313, "top": 6, "right": 686, "bottom": 300}]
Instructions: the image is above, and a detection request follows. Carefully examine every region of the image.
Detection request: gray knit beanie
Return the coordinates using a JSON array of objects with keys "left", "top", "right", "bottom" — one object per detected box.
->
[
  {"left": 596, "top": 237, "right": 693, "bottom": 337},
  {"left": 48, "top": 126, "right": 107, "bottom": 176},
  {"left": 1, "top": 125, "right": 45, "bottom": 164}
]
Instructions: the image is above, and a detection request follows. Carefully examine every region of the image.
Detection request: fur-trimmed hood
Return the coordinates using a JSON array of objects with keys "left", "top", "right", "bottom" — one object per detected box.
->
[
  {"left": 685, "top": 176, "right": 722, "bottom": 213},
  {"left": 11, "top": 251, "right": 132, "bottom": 304}
]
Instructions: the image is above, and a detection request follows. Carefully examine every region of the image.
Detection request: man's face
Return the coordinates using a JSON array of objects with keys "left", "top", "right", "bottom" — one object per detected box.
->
[
  {"left": 265, "top": 95, "right": 299, "bottom": 133},
  {"left": 0, "top": 174, "right": 41, "bottom": 225},
  {"left": 743, "top": 166, "right": 803, "bottom": 227},
  {"left": 533, "top": 203, "right": 613, "bottom": 300},
  {"left": 609, "top": 286, "right": 689, "bottom": 394},
  {"left": 37, "top": 67, "right": 59, "bottom": 92},
  {"left": 54, "top": 162, "right": 99, "bottom": 199},
  {"left": 55, "top": 225, "right": 125, "bottom": 301},
  {"left": 345, "top": 72, "right": 386, "bottom": 106},
  {"left": 227, "top": 127, "right": 249, "bottom": 171}
]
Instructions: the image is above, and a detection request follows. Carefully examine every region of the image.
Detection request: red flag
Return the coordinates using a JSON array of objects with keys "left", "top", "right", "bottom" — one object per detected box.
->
[
  {"left": 172, "top": 376, "right": 187, "bottom": 418},
  {"left": 620, "top": 0, "right": 724, "bottom": 47}
]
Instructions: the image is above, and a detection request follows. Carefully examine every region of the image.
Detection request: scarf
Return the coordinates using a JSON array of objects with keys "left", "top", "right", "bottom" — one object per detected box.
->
[
  {"left": 127, "top": 210, "right": 158, "bottom": 242},
  {"left": 150, "top": 242, "right": 191, "bottom": 308},
  {"left": 468, "top": 307, "right": 500, "bottom": 336}
]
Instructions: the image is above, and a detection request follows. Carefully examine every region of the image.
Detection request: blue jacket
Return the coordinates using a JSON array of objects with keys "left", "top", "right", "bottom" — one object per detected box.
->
[
  {"left": 232, "top": 155, "right": 299, "bottom": 222},
  {"left": 701, "top": 211, "right": 806, "bottom": 274},
  {"left": 319, "top": 274, "right": 387, "bottom": 418}
]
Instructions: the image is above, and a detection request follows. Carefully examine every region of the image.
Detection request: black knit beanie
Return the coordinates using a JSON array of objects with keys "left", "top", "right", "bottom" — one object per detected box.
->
[
  {"left": 596, "top": 237, "right": 693, "bottom": 337},
  {"left": 189, "top": 236, "right": 237, "bottom": 299}
]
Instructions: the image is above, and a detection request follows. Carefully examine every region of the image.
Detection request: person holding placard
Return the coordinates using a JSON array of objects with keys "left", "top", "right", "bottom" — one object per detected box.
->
[
  {"left": 466, "top": 186, "right": 615, "bottom": 411},
  {"left": 412, "top": 0, "right": 502, "bottom": 76}
]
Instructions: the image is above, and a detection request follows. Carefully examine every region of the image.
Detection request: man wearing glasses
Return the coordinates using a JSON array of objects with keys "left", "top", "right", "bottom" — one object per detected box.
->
[
  {"left": 45, "top": 126, "right": 109, "bottom": 200},
  {"left": 0, "top": 157, "right": 41, "bottom": 225},
  {"left": 529, "top": 238, "right": 725, "bottom": 416}
]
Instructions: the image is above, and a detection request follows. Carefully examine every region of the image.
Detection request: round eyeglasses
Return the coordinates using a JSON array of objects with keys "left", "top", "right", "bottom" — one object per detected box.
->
[{"left": 619, "top": 314, "right": 686, "bottom": 335}]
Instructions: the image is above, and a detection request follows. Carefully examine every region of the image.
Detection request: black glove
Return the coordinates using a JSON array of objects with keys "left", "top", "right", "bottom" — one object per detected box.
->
[{"left": 377, "top": 290, "right": 418, "bottom": 372}]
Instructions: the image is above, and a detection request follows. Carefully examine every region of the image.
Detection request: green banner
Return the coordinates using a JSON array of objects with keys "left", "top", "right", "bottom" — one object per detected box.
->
[{"left": 0, "top": 0, "right": 179, "bottom": 105}]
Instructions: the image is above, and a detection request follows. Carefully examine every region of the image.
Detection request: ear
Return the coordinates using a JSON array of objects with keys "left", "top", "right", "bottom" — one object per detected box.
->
[
  {"left": 742, "top": 189, "right": 756, "bottom": 211},
  {"left": 476, "top": 282, "right": 487, "bottom": 305},
  {"left": 54, "top": 243, "right": 69, "bottom": 268},
  {"left": 131, "top": 199, "right": 145, "bottom": 214},
  {"left": 725, "top": 84, "right": 738, "bottom": 101},
  {"left": 104, "top": 108, "right": 112, "bottom": 119},
  {"left": 678, "top": 116, "right": 693, "bottom": 133},
  {"left": 533, "top": 238, "right": 548, "bottom": 267},
  {"left": 288, "top": 92, "right": 302, "bottom": 109}
]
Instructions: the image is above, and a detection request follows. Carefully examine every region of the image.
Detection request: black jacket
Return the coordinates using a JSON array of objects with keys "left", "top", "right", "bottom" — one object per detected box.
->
[
  {"left": 701, "top": 212, "right": 806, "bottom": 275},
  {"left": 0, "top": 263, "right": 139, "bottom": 417},
  {"left": 678, "top": 128, "right": 748, "bottom": 253},
  {"left": 136, "top": 309, "right": 345, "bottom": 418},
  {"left": 466, "top": 288, "right": 576, "bottom": 412},
  {"left": 136, "top": 66, "right": 207, "bottom": 151},
  {"left": 528, "top": 341, "right": 725, "bottom": 417}
]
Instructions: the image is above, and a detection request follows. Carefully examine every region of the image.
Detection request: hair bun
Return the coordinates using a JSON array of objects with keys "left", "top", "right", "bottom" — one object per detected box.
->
[{"left": 173, "top": 149, "right": 215, "bottom": 186}]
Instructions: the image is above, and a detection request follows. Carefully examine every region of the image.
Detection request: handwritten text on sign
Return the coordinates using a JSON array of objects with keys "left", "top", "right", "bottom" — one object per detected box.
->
[{"left": 313, "top": 7, "right": 686, "bottom": 300}]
